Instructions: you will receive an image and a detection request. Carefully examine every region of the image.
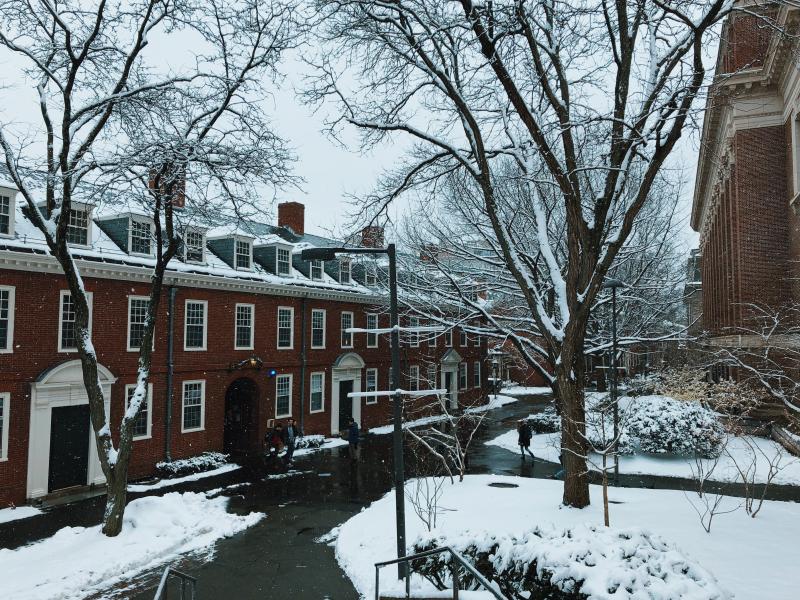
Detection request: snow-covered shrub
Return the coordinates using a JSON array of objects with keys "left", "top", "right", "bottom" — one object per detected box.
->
[
  {"left": 156, "top": 452, "right": 229, "bottom": 478},
  {"left": 411, "top": 526, "right": 728, "bottom": 600},
  {"left": 527, "top": 408, "right": 560, "bottom": 434},
  {"left": 626, "top": 372, "right": 661, "bottom": 397},
  {"left": 293, "top": 434, "right": 325, "bottom": 450},
  {"left": 626, "top": 396, "right": 724, "bottom": 458}
]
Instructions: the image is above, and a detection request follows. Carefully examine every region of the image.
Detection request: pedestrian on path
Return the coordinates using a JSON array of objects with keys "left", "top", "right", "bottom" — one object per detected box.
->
[
  {"left": 347, "top": 418, "right": 360, "bottom": 461},
  {"left": 517, "top": 419, "right": 534, "bottom": 461},
  {"left": 266, "top": 423, "right": 284, "bottom": 459},
  {"left": 282, "top": 418, "right": 302, "bottom": 466}
]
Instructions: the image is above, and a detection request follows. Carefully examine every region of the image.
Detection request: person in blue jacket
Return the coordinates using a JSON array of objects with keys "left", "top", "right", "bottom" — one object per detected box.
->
[{"left": 347, "top": 418, "right": 360, "bottom": 461}]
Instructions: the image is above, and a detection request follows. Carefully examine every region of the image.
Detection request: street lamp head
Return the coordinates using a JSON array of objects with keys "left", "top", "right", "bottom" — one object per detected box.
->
[
  {"left": 602, "top": 278, "right": 624, "bottom": 290},
  {"left": 300, "top": 247, "right": 343, "bottom": 261}
]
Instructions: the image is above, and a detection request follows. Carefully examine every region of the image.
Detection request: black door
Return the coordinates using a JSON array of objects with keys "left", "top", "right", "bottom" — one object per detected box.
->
[
  {"left": 224, "top": 378, "right": 258, "bottom": 455},
  {"left": 444, "top": 372, "right": 454, "bottom": 405},
  {"left": 48, "top": 404, "right": 90, "bottom": 493},
  {"left": 338, "top": 380, "right": 354, "bottom": 432}
]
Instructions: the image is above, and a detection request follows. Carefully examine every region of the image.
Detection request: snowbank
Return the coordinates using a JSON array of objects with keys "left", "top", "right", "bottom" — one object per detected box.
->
[
  {"left": 128, "top": 462, "right": 241, "bottom": 492},
  {"left": 501, "top": 385, "right": 552, "bottom": 396},
  {"left": 0, "top": 505, "right": 41, "bottom": 525},
  {"left": 370, "top": 414, "right": 448, "bottom": 435},
  {"left": 334, "top": 475, "right": 800, "bottom": 600},
  {"left": 0, "top": 492, "right": 263, "bottom": 600},
  {"left": 294, "top": 436, "right": 348, "bottom": 457},
  {"left": 464, "top": 394, "right": 518, "bottom": 413}
]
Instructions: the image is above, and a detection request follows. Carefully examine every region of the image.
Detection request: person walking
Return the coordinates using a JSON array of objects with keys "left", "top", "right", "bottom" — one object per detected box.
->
[
  {"left": 517, "top": 419, "right": 534, "bottom": 461},
  {"left": 265, "top": 423, "right": 284, "bottom": 460},
  {"left": 347, "top": 418, "right": 360, "bottom": 461},
  {"left": 282, "top": 418, "right": 302, "bottom": 466}
]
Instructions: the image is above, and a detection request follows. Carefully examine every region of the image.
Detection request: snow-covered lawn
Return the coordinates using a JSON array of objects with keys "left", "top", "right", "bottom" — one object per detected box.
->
[
  {"left": 128, "top": 462, "right": 241, "bottom": 492},
  {"left": 0, "top": 491, "right": 263, "bottom": 600},
  {"left": 500, "top": 385, "right": 552, "bottom": 396},
  {"left": 0, "top": 505, "right": 41, "bottom": 525},
  {"left": 370, "top": 414, "right": 448, "bottom": 435},
  {"left": 486, "top": 429, "right": 800, "bottom": 485},
  {"left": 294, "top": 436, "right": 348, "bottom": 456},
  {"left": 334, "top": 475, "right": 800, "bottom": 599},
  {"left": 464, "top": 394, "right": 518, "bottom": 413}
]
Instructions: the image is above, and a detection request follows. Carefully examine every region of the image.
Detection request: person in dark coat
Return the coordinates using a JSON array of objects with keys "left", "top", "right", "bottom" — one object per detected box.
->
[
  {"left": 282, "top": 418, "right": 302, "bottom": 465},
  {"left": 347, "top": 418, "right": 360, "bottom": 461},
  {"left": 266, "top": 423, "right": 284, "bottom": 459},
  {"left": 517, "top": 419, "right": 534, "bottom": 461}
]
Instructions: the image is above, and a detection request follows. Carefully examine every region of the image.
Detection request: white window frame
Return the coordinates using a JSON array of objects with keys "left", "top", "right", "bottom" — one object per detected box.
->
[
  {"left": 473, "top": 361, "right": 481, "bottom": 388},
  {"left": 127, "top": 295, "right": 153, "bottom": 352},
  {"left": 459, "top": 362, "right": 468, "bottom": 390},
  {"left": 277, "top": 306, "right": 294, "bottom": 349},
  {"left": 459, "top": 329, "right": 467, "bottom": 347},
  {"left": 311, "top": 308, "right": 326, "bottom": 349},
  {"left": 0, "top": 392, "right": 9, "bottom": 461},
  {"left": 183, "top": 299, "right": 208, "bottom": 351},
  {"left": 234, "top": 303, "right": 255, "bottom": 350},
  {"left": 366, "top": 313, "right": 378, "bottom": 348},
  {"left": 339, "top": 259, "right": 351, "bottom": 284},
  {"left": 445, "top": 329, "right": 453, "bottom": 348},
  {"left": 275, "top": 374, "right": 293, "bottom": 418},
  {"left": 428, "top": 322, "right": 437, "bottom": 347},
  {"left": 793, "top": 112, "right": 800, "bottom": 199},
  {"left": 473, "top": 332, "right": 481, "bottom": 347},
  {"left": 58, "top": 290, "right": 93, "bottom": 353},
  {"left": 0, "top": 189, "right": 15, "bottom": 238},
  {"left": 184, "top": 228, "right": 206, "bottom": 264},
  {"left": 234, "top": 237, "right": 253, "bottom": 271},
  {"left": 0, "top": 285, "right": 15, "bottom": 354},
  {"left": 129, "top": 217, "right": 154, "bottom": 256},
  {"left": 181, "top": 380, "right": 206, "bottom": 433},
  {"left": 427, "top": 364, "right": 437, "bottom": 390},
  {"left": 365, "top": 265, "right": 377, "bottom": 287},
  {"left": 409, "top": 316, "right": 420, "bottom": 348},
  {"left": 409, "top": 365, "right": 420, "bottom": 392},
  {"left": 341, "top": 311, "right": 354, "bottom": 348},
  {"left": 309, "top": 371, "right": 325, "bottom": 414},
  {"left": 365, "top": 368, "right": 378, "bottom": 405},
  {"left": 276, "top": 246, "right": 292, "bottom": 276},
  {"left": 310, "top": 259, "right": 324, "bottom": 281},
  {"left": 65, "top": 204, "right": 91, "bottom": 248},
  {"left": 125, "top": 383, "right": 153, "bottom": 440}
]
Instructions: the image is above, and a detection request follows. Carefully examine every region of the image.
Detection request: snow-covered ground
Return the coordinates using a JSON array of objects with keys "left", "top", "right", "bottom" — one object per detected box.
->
[
  {"left": 486, "top": 429, "right": 800, "bottom": 485},
  {"left": 0, "top": 491, "right": 263, "bottom": 600},
  {"left": 128, "top": 462, "right": 241, "bottom": 492},
  {"left": 334, "top": 475, "right": 800, "bottom": 600},
  {"left": 0, "top": 505, "right": 41, "bottom": 525},
  {"left": 370, "top": 414, "right": 448, "bottom": 435},
  {"left": 293, "top": 436, "right": 348, "bottom": 456},
  {"left": 500, "top": 385, "right": 552, "bottom": 396},
  {"left": 464, "top": 394, "right": 518, "bottom": 413}
]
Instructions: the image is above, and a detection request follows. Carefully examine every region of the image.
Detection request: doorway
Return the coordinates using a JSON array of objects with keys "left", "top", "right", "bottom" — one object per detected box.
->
[
  {"left": 224, "top": 378, "right": 259, "bottom": 455},
  {"left": 444, "top": 372, "right": 455, "bottom": 409},
  {"left": 338, "top": 380, "right": 354, "bottom": 431},
  {"left": 48, "top": 404, "right": 90, "bottom": 493}
]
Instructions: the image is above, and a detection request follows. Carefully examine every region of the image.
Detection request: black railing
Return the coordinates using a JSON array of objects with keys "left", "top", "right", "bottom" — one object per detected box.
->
[
  {"left": 374, "top": 546, "right": 507, "bottom": 600},
  {"left": 153, "top": 565, "right": 197, "bottom": 600}
]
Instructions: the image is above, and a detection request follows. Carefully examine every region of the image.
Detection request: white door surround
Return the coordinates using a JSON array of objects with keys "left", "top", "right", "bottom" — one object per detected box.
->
[
  {"left": 330, "top": 352, "right": 364, "bottom": 435},
  {"left": 27, "top": 360, "right": 116, "bottom": 499},
  {"left": 440, "top": 349, "right": 462, "bottom": 410}
]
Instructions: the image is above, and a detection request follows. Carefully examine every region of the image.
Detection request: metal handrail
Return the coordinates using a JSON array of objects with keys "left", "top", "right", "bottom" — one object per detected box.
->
[
  {"left": 374, "top": 546, "right": 507, "bottom": 600},
  {"left": 153, "top": 566, "right": 197, "bottom": 600}
]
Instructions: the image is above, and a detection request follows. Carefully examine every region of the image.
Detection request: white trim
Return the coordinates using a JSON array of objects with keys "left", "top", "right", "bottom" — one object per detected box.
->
[
  {"left": 234, "top": 303, "right": 255, "bottom": 350},
  {"left": 473, "top": 361, "right": 481, "bottom": 388},
  {"left": 330, "top": 365, "right": 362, "bottom": 435},
  {"left": 181, "top": 379, "right": 206, "bottom": 433},
  {"left": 276, "top": 246, "right": 292, "bottom": 277},
  {"left": 65, "top": 204, "right": 92, "bottom": 249},
  {"left": 0, "top": 392, "right": 9, "bottom": 461},
  {"left": 309, "top": 371, "right": 325, "bottom": 414},
  {"left": 310, "top": 259, "right": 324, "bottom": 281},
  {"left": 275, "top": 373, "right": 293, "bottom": 418},
  {"left": 183, "top": 227, "right": 207, "bottom": 264},
  {"left": 58, "top": 290, "right": 93, "bottom": 353},
  {"left": 365, "top": 368, "right": 378, "bottom": 405},
  {"left": 125, "top": 383, "right": 153, "bottom": 440},
  {"left": 366, "top": 313, "right": 378, "bottom": 348},
  {"left": 409, "top": 364, "right": 420, "bottom": 391},
  {"left": 183, "top": 299, "right": 208, "bottom": 351},
  {"left": 234, "top": 237, "right": 254, "bottom": 271},
  {"left": 277, "top": 306, "right": 294, "bottom": 349},
  {"left": 409, "top": 317, "right": 420, "bottom": 348},
  {"left": 459, "top": 329, "right": 467, "bottom": 347},
  {"left": 127, "top": 295, "right": 151, "bottom": 352},
  {"left": 128, "top": 216, "right": 155, "bottom": 257},
  {"left": 341, "top": 311, "right": 354, "bottom": 348},
  {"left": 339, "top": 258, "right": 352, "bottom": 284},
  {"left": 445, "top": 329, "right": 453, "bottom": 347},
  {"left": 0, "top": 285, "right": 15, "bottom": 353},
  {"left": 458, "top": 362, "right": 468, "bottom": 390},
  {"left": 0, "top": 187, "right": 16, "bottom": 239},
  {"left": 311, "top": 308, "right": 326, "bottom": 349}
]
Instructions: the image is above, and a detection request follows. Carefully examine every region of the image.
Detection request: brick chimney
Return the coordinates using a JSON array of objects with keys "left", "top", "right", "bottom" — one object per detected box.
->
[
  {"left": 360, "top": 225, "right": 385, "bottom": 248},
  {"left": 149, "top": 164, "right": 186, "bottom": 208},
  {"left": 420, "top": 243, "right": 440, "bottom": 263},
  {"left": 278, "top": 201, "right": 305, "bottom": 235}
]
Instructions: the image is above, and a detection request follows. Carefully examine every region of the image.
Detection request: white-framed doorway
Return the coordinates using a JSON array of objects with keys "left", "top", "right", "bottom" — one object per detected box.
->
[
  {"left": 27, "top": 360, "right": 116, "bottom": 499},
  {"left": 440, "top": 349, "right": 462, "bottom": 410},
  {"left": 330, "top": 352, "right": 364, "bottom": 435}
]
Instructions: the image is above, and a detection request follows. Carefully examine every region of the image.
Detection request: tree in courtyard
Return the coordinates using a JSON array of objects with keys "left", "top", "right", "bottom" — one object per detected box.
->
[{"left": 0, "top": 0, "right": 299, "bottom": 535}]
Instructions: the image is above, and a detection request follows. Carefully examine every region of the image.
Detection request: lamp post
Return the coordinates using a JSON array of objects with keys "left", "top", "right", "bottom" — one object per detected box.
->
[
  {"left": 601, "top": 278, "right": 623, "bottom": 485},
  {"left": 301, "top": 244, "right": 406, "bottom": 580}
]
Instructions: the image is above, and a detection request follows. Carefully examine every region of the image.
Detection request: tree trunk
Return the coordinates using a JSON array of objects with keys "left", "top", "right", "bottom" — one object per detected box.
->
[
  {"left": 102, "top": 469, "right": 128, "bottom": 536},
  {"left": 602, "top": 454, "right": 610, "bottom": 527},
  {"left": 558, "top": 369, "right": 590, "bottom": 508}
]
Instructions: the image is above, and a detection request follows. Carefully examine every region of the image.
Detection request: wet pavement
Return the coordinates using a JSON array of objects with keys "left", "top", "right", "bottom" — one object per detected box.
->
[{"left": 4, "top": 392, "right": 800, "bottom": 599}]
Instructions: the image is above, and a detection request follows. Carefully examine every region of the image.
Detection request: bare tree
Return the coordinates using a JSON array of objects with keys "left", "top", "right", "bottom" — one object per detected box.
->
[
  {"left": 0, "top": 0, "right": 299, "bottom": 535},
  {"left": 307, "top": 0, "right": 737, "bottom": 506}
]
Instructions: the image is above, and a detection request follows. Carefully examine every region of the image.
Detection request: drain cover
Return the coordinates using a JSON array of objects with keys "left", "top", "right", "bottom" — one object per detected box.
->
[{"left": 488, "top": 482, "right": 519, "bottom": 488}]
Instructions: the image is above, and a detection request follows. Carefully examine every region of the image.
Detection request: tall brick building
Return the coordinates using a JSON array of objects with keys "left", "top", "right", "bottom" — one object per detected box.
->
[
  {"left": 0, "top": 186, "right": 487, "bottom": 505},
  {"left": 692, "top": 5, "right": 800, "bottom": 343}
]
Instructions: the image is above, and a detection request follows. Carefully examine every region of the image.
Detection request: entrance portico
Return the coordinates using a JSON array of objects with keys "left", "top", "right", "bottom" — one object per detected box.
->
[
  {"left": 440, "top": 349, "right": 462, "bottom": 409},
  {"left": 330, "top": 352, "right": 364, "bottom": 435}
]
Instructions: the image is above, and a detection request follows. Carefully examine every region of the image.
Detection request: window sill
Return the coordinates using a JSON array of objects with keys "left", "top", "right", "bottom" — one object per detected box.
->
[
  {"left": 309, "top": 408, "right": 325, "bottom": 414},
  {"left": 183, "top": 347, "right": 207, "bottom": 352},
  {"left": 132, "top": 435, "right": 152, "bottom": 442},
  {"left": 311, "top": 346, "right": 326, "bottom": 350},
  {"left": 234, "top": 346, "right": 255, "bottom": 351},
  {"left": 275, "top": 414, "right": 292, "bottom": 419},
  {"left": 181, "top": 427, "right": 205, "bottom": 434}
]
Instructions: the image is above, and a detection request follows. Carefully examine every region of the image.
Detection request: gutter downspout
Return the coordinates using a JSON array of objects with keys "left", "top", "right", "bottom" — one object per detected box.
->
[
  {"left": 165, "top": 286, "right": 177, "bottom": 463},
  {"left": 299, "top": 293, "right": 308, "bottom": 433}
]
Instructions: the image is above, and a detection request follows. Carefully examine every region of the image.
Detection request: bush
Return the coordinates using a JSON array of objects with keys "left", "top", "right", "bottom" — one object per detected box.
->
[
  {"left": 626, "top": 396, "right": 724, "bottom": 458},
  {"left": 155, "top": 452, "right": 228, "bottom": 478},
  {"left": 528, "top": 408, "right": 560, "bottom": 434},
  {"left": 411, "top": 526, "right": 728, "bottom": 600},
  {"left": 293, "top": 434, "right": 325, "bottom": 450}
]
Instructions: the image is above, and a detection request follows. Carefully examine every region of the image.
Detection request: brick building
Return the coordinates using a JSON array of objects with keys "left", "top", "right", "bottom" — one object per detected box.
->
[
  {"left": 692, "top": 4, "right": 800, "bottom": 344},
  {"left": 0, "top": 189, "right": 487, "bottom": 505}
]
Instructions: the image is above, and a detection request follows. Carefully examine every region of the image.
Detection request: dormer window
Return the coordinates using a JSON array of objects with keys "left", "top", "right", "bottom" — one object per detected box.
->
[
  {"left": 365, "top": 265, "right": 377, "bottom": 287},
  {"left": 235, "top": 239, "right": 252, "bottom": 270},
  {"left": 66, "top": 205, "right": 90, "bottom": 246},
  {"left": 310, "top": 259, "right": 324, "bottom": 281},
  {"left": 0, "top": 192, "right": 12, "bottom": 237},
  {"left": 340, "top": 258, "right": 351, "bottom": 284},
  {"left": 130, "top": 219, "right": 153, "bottom": 255},
  {"left": 184, "top": 229, "right": 205, "bottom": 263},
  {"left": 276, "top": 247, "right": 291, "bottom": 276}
]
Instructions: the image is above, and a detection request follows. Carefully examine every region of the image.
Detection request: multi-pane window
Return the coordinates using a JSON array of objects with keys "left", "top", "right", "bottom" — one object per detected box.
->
[
  {"left": 59, "top": 291, "right": 92, "bottom": 352},
  {"left": 184, "top": 229, "right": 205, "bottom": 263},
  {"left": 473, "top": 361, "right": 481, "bottom": 388},
  {"left": 276, "top": 374, "right": 292, "bottom": 417},
  {"left": 366, "top": 313, "right": 378, "bottom": 348},
  {"left": 409, "top": 365, "right": 419, "bottom": 391},
  {"left": 409, "top": 317, "right": 420, "bottom": 347},
  {"left": 184, "top": 300, "right": 207, "bottom": 350},
  {"left": 365, "top": 368, "right": 378, "bottom": 405},
  {"left": 459, "top": 329, "right": 467, "bottom": 346},
  {"left": 126, "top": 384, "right": 152, "bottom": 439},
  {"left": 277, "top": 307, "right": 293, "bottom": 349},
  {"left": 0, "top": 392, "right": 8, "bottom": 460},
  {"left": 459, "top": 363, "right": 468, "bottom": 390},
  {"left": 339, "top": 259, "right": 351, "bottom": 284},
  {"left": 128, "top": 297, "right": 149, "bottom": 351},
  {"left": 427, "top": 364, "right": 437, "bottom": 390},
  {"left": 428, "top": 322, "right": 437, "bottom": 347},
  {"left": 473, "top": 332, "right": 481, "bottom": 347},
  {"left": 0, "top": 195, "right": 10, "bottom": 236},
  {"left": 235, "top": 304, "right": 254, "bottom": 350},
  {"left": 130, "top": 219, "right": 152, "bottom": 255},
  {"left": 445, "top": 329, "right": 453, "bottom": 347},
  {"left": 235, "top": 239, "right": 251, "bottom": 270},
  {"left": 182, "top": 381, "right": 205, "bottom": 432},
  {"left": 310, "top": 372, "right": 324, "bottom": 413},
  {"left": 311, "top": 309, "right": 326, "bottom": 349},
  {"left": 365, "top": 266, "right": 377, "bottom": 287},
  {"left": 0, "top": 287, "right": 14, "bottom": 353},
  {"left": 277, "top": 247, "right": 291, "bottom": 276},
  {"left": 341, "top": 311, "right": 353, "bottom": 348},
  {"left": 310, "top": 259, "right": 324, "bottom": 281},
  {"left": 66, "top": 207, "right": 89, "bottom": 246}
]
